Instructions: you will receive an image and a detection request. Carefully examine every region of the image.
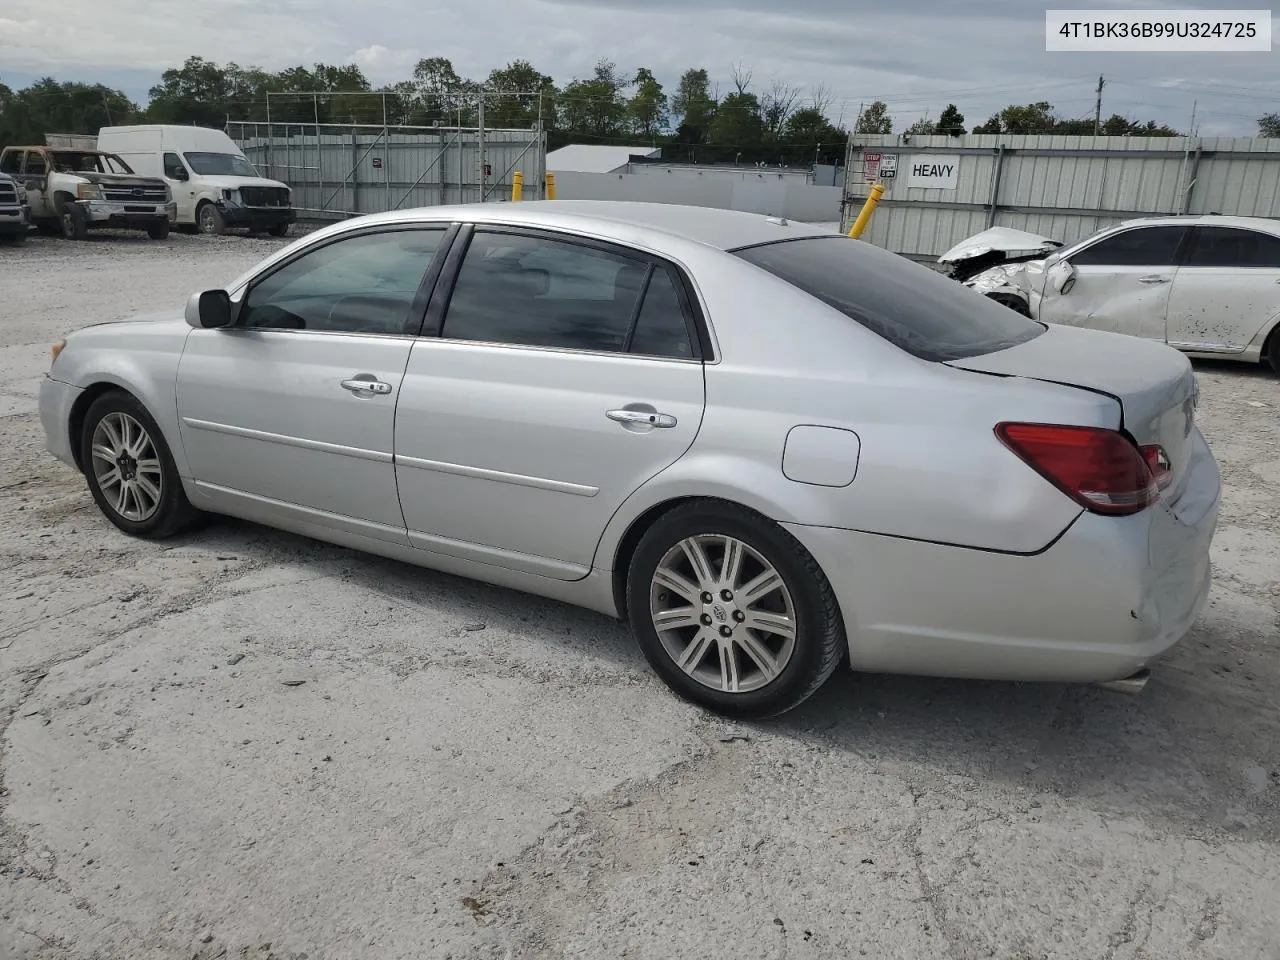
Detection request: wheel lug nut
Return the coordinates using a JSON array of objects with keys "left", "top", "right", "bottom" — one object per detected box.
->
[
  {"left": 733, "top": 611, "right": 745, "bottom": 622},
  {"left": 701, "top": 614, "right": 713, "bottom": 626},
  {"left": 719, "top": 625, "right": 732, "bottom": 637},
  {"left": 721, "top": 590, "right": 733, "bottom": 601},
  {"left": 701, "top": 592, "right": 713, "bottom": 604}
]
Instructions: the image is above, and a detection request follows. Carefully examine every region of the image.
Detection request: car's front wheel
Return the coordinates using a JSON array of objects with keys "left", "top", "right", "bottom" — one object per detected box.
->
[
  {"left": 197, "top": 202, "right": 226, "bottom": 236},
  {"left": 79, "top": 391, "right": 202, "bottom": 538},
  {"left": 626, "top": 500, "right": 845, "bottom": 718}
]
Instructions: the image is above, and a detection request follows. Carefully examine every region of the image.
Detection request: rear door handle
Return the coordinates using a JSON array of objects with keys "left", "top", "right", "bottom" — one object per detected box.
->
[
  {"left": 1138, "top": 275, "right": 1169, "bottom": 284},
  {"left": 607, "top": 408, "right": 677, "bottom": 428},
  {"left": 341, "top": 377, "right": 392, "bottom": 396}
]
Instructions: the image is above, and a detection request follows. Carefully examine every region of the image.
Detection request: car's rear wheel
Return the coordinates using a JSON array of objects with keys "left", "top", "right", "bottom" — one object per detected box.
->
[
  {"left": 268, "top": 222, "right": 291, "bottom": 238},
  {"left": 79, "top": 391, "right": 202, "bottom": 539},
  {"left": 1265, "top": 325, "right": 1280, "bottom": 376},
  {"left": 626, "top": 500, "right": 845, "bottom": 718}
]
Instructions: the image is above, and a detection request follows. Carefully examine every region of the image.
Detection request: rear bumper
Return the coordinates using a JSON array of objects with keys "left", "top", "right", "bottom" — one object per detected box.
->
[
  {"left": 79, "top": 199, "right": 176, "bottom": 226},
  {"left": 785, "top": 427, "right": 1221, "bottom": 684},
  {"left": 39, "top": 376, "right": 82, "bottom": 469}
]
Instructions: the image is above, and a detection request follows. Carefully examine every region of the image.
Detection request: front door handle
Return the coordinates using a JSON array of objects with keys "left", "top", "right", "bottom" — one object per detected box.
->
[
  {"left": 607, "top": 408, "right": 677, "bottom": 428},
  {"left": 1137, "top": 275, "right": 1169, "bottom": 284},
  {"left": 341, "top": 377, "right": 392, "bottom": 396}
]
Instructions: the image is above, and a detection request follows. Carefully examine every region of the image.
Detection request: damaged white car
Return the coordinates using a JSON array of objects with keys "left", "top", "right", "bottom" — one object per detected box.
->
[{"left": 945, "top": 217, "right": 1280, "bottom": 375}]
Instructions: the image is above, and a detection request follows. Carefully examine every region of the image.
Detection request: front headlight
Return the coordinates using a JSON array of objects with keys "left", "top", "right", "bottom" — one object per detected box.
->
[
  {"left": 51, "top": 340, "right": 66, "bottom": 368},
  {"left": 76, "top": 183, "right": 103, "bottom": 201},
  {"left": 222, "top": 188, "right": 239, "bottom": 202},
  {"left": 15, "top": 184, "right": 27, "bottom": 203}
]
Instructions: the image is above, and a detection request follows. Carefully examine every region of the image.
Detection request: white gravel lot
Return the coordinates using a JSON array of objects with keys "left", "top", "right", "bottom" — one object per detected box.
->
[{"left": 1, "top": 231, "right": 1278, "bottom": 960}]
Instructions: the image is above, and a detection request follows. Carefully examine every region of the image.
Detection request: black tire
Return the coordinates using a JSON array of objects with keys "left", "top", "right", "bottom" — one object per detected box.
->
[
  {"left": 989, "top": 292, "right": 1031, "bottom": 317},
  {"left": 1265, "top": 326, "right": 1280, "bottom": 376},
  {"left": 146, "top": 219, "right": 171, "bottom": 240},
  {"left": 197, "top": 202, "right": 226, "bottom": 236},
  {"left": 35, "top": 219, "right": 60, "bottom": 236},
  {"left": 626, "top": 499, "right": 845, "bottom": 719},
  {"left": 79, "top": 390, "right": 202, "bottom": 539},
  {"left": 268, "top": 222, "right": 291, "bottom": 238},
  {"left": 0, "top": 231, "right": 27, "bottom": 246},
  {"left": 60, "top": 203, "right": 88, "bottom": 241}
]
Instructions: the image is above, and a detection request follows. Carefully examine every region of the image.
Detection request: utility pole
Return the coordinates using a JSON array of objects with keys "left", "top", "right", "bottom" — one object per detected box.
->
[
  {"left": 477, "top": 91, "right": 486, "bottom": 201},
  {"left": 1189, "top": 99, "right": 1198, "bottom": 137},
  {"left": 1094, "top": 74, "right": 1106, "bottom": 135}
]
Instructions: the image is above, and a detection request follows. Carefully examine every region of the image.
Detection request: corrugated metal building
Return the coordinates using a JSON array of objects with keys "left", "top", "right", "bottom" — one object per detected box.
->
[{"left": 843, "top": 135, "right": 1280, "bottom": 262}]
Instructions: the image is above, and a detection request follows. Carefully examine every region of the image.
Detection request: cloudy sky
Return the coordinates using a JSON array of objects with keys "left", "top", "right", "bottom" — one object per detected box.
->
[{"left": 1, "top": 0, "right": 1277, "bottom": 134}]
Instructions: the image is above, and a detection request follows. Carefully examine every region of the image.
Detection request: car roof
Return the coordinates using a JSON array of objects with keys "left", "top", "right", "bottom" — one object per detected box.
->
[
  {"left": 325, "top": 201, "right": 838, "bottom": 252},
  {"left": 1116, "top": 214, "right": 1280, "bottom": 235}
]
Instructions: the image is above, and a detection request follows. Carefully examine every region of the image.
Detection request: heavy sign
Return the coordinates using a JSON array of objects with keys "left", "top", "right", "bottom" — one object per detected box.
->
[{"left": 905, "top": 155, "right": 960, "bottom": 190}]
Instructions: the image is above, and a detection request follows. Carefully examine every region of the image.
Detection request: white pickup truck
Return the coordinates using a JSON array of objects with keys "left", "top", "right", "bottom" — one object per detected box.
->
[{"left": 0, "top": 139, "right": 176, "bottom": 240}]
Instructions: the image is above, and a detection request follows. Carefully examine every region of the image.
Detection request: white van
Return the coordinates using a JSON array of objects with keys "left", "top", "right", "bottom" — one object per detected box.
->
[{"left": 96, "top": 125, "right": 295, "bottom": 236}]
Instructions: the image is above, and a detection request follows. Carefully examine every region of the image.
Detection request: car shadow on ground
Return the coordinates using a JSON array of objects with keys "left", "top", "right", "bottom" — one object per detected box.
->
[{"left": 172, "top": 512, "right": 1278, "bottom": 844}]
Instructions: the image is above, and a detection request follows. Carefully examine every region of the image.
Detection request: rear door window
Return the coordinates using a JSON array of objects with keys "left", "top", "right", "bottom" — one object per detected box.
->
[
  {"left": 733, "top": 236, "right": 1042, "bottom": 361},
  {"left": 1182, "top": 226, "right": 1280, "bottom": 268}
]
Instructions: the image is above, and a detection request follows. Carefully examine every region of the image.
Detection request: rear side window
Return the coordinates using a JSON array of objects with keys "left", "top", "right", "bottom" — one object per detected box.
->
[
  {"left": 441, "top": 230, "right": 697, "bottom": 358},
  {"left": 1182, "top": 226, "right": 1280, "bottom": 268},
  {"left": 733, "top": 236, "right": 1043, "bottom": 362},
  {"left": 1069, "top": 226, "right": 1187, "bottom": 267}
]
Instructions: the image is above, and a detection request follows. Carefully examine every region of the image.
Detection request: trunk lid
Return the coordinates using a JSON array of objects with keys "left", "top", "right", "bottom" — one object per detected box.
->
[{"left": 947, "top": 324, "right": 1199, "bottom": 500}]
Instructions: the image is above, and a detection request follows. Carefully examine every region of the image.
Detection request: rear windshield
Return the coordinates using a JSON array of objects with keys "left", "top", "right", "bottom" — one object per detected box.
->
[
  {"left": 184, "top": 152, "right": 259, "bottom": 177},
  {"left": 733, "top": 235, "right": 1044, "bottom": 361}
]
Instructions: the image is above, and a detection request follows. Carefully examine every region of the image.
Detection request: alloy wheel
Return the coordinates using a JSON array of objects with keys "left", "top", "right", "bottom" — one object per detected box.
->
[
  {"left": 649, "top": 534, "right": 797, "bottom": 694},
  {"left": 90, "top": 412, "right": 164, "bottom": 522}
]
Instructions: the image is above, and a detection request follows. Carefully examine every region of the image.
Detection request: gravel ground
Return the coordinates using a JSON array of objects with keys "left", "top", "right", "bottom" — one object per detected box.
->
[{"left": 1, "top": 232, "right": 1278, "bottom": 960}]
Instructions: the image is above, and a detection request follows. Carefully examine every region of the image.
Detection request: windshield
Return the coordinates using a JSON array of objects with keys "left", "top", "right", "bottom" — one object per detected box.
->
[
  {"left": 733, "top": 236, "right": 1044, "bottom": 362},
  {"left": 50, "top": 151, "right": 134, "bottom": 175},
  {"left": 183, "top": 152, "right": 259, "bottom": 177}
]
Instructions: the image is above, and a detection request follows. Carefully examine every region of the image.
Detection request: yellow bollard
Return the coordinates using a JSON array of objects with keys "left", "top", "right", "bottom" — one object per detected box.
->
[
  {"left": 847, "top": 182, "right": 885, "bottom": 239},
  {"left": 545, "top": 171, "right": 557, "bottom": 200},
  {"left": 511, "top": 171, "right": 523, "bottom": 202}
]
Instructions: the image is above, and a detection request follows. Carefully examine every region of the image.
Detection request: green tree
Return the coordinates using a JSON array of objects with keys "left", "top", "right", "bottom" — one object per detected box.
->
[
  {"left": 905, "top": 118, "right": 935, "bottom": 135},
  {"left": 782, "top": 106, "right": 847, "bottom": 164},
  {"left": 412, "top": 56, "right": 472, "bottom": 123},
  {"left": 0, "top": 78, "right": 139, "bottom": 148},
  {"left": 854, "top": 100, "right": 892, "bottom": 134},
  {"left": 559, "top": 60, "right": 628, "bottom": 140},
  {"left": 760, "top": 80, "right": 801, "bottom": 145},
  {"left": 936, "top": 104, "right": 965, "bottom": 135},
  {"left": 627, "top": 67, "right": 668, "bottom": 140},
  {"left": 708, "top": 91, "right": 762, "bottom": 148},
  {"left": 1260, "top": 113, "right": 1280, "bottom": 137},
  {"left": 671, "top": 68, "right": 715, "bottom": 144},
  {"left": 484, "top": 60, "right": 557, "bottom": 131}
]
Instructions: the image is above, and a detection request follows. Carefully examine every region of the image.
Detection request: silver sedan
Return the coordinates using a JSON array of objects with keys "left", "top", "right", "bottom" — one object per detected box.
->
[{"left": 38, "top": 201, "right": 1221, "bottom": 717}]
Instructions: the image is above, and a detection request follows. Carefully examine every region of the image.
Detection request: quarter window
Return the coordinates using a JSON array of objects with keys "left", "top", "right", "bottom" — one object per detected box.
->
[
  {"left": 441, "top": 230, "right": 695, "bottom": 357},
  {"left": 629, "top": 265, "right": 695, "bottom": 358},
  {"left": 1182, "top": 226, "right": 1280, "bottom": 268},
  {"left": 239, "top": 228, "right": 446, "bottom": 335},
  {"left": 1069, "top": 226, "right": 1188, "bottom": 267}
]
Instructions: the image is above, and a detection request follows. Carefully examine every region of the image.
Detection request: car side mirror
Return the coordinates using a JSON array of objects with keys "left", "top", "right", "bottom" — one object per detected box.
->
[
  {"left": 171, "top": 168, "right": 189, "bottom": 181},
  {"left": 185, "top": 290, "right": 233, "bottom": 329},
  {"left": 1049, "top": 260, "right": 1077, "bottom": 295}
]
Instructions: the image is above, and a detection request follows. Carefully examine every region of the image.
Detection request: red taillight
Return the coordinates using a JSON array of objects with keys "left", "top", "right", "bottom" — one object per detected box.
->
[
  {"left": 995, "top": 422, "right": 1159, "bottom": 516},
  {"left": 1141, "top": 444, "right": 1173, "bottom": 492}
]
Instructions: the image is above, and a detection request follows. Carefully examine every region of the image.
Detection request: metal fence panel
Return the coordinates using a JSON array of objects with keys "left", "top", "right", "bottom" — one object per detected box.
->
[
  {"left": 226, "top": 122, "right": 546, "bottom": 220},
  {"left": 842, "top": 134, "right": 1280, "bottom": 262}
]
